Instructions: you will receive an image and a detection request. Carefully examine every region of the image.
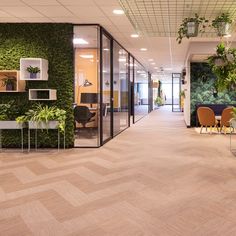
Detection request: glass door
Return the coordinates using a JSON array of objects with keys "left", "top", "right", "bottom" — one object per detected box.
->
[
  {"left": 101, "top": 32, "right": 112, "bottom": 144},
  {"left": 172, "top": 73, "right": 181, "bottom": 112}
]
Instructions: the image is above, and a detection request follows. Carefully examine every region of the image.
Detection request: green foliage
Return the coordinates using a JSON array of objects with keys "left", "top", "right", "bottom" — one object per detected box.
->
[
  {"left": 0, "top": 23, "right": 74, "bottom": 148},
  {"left": 180, "top": 90, "right": 185, "bottom": 98},
  {"left": 190, "top": 63, "right": 236, "bottom": 126},
  {"left": 177, "top": 13, "right": 208, "bottom": 44},
  {"left": 207, "top": 42, "right": 236, "bottom": 91},
  {"left": 26, "top": 65, "right": 40, "bottom": 74},
  {"left": 0, "top": 100, "right": 20, "bottom": 120},
  {"left": 154, "top": 96, "right": 163, "bottom": 106},
  {"left": 212, "top": 13, "right": 233, "bottom": 28},
  {"left": 16, "top": 104, "right": 66, "bottom": 132}
]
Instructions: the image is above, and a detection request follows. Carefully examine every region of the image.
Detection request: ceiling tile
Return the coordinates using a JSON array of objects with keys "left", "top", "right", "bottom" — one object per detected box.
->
[
  {"left": 0, "top": 0, "right": 25, "bottom": 6},
  {"left": 22, "top": 0, "right": 60, "bottom": 6},
  {"left": 33, "top": 6, "right": 73, "bottom": 17},
  {"left": 58, "top": 0, "right": 95, "bottom": 6},
  {"left": 0, "top": 17, "right": 22, "bottom": 22},
  {"left": 94, "top": 0, "right": 120, "bottom": 6},
  {"left": 0, "top": 10, "right": 12, "bottom": 17},
  {"left": 66, "top": 6, "right": 104, "bottom": 17},
  {"left": 21, "top": 17, "right": 53, "bottom": 22},
  {"left": 50, "top": 17, "right": 80, "bottom": 23},
  {"left": 0, "top": 6, "right": 43, "bottom": 17}
]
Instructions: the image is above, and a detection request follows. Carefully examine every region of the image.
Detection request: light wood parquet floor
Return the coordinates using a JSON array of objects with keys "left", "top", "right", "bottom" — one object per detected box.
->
[{"left": 1, "top": 106, "right": 236, "bottom": 235}]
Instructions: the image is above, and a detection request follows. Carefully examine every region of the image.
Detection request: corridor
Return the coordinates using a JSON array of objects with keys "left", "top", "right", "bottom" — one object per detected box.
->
[{"left": 1, "top": 107, "right": 236, "bottom": 235}]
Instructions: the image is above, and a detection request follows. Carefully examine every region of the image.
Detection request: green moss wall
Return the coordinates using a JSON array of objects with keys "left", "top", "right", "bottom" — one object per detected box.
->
[
  {"left": 190, "top": 62, "right": 236, "bottom": 126},
  {"left": 0, "top": 23, "right": 74, "bottom": 148}
]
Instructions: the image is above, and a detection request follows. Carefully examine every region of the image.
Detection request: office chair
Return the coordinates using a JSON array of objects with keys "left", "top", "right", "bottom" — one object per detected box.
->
[{"left": 74, "top": 106, "right": 96, "bottom": 128}]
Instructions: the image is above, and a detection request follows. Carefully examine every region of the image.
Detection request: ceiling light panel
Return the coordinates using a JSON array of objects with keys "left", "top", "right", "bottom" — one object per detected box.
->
[{"left": 119, "top": 0, "right": 236, "bottom": 37}]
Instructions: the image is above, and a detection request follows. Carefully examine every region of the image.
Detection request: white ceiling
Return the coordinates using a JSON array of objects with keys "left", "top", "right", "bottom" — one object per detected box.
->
[{"left": 0, "top": 0, "right": 236, "bottom": 76}]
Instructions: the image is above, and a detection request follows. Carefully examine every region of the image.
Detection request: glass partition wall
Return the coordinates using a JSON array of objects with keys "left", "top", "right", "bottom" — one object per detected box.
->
[
  {"left": 73, "top": 25, "right": 150, "bottom": 147},
  {"left": 134, "top": 60, "right": 149, "bottom": 122},
  {"left": 73, "top": 25, "right": 100, "bottom": 147},
  {"left": 113, "top": 42, "right": 129, "bottom": 136}
]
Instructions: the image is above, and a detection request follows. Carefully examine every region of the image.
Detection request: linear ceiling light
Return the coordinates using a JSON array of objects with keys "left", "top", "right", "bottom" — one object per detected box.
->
[{"left": 73, "top": 38, "right": 89, "bottom": 45}]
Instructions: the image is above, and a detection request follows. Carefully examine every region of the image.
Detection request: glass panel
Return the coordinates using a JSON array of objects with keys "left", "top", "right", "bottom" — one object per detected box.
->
[
  {"left": 172, "top": 73, "right": 181, "bottom": 112},
  {"left": 73, "top": 26, "right": 100, "bottom": 147},
  {"left": 130, "top": 56, "right": 134, "bottom": 123},
  {"left": 102, "top": 34, "right": 112, "bottom": 142},
  {"left": 113, "top": 42, "right": 129, "bottom": 135},
  {"left": 134, "top": 61, "right": 149, "bottom": 122}
]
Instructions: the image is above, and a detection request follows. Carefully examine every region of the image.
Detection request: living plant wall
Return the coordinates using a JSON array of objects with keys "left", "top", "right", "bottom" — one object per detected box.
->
[
  {"left": 190, "top": 62, "right": 236, "bottom": 126},
  {"left": 0, "top": 23, "right": 74, "bottom": 148}
]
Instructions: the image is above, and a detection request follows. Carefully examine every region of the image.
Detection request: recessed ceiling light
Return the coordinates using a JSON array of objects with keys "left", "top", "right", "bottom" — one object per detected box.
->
[
  {"left": 148, "top": 59, "right": 153, "bottom": 61},
  {"left": 140, "top": 48, "right": 147, "bottom": 51},
  {"left": 151, "top": 62, "right": 156, "bottom": 65},
  {"left": 131, "top": 33, "right": 139, "bottom": 38},
  {"left": 154, "top": 67, "right": 158, "bottom": 69},
  {"left": 224, "top": 34, "right": 231, "bottom": 38},
  {"left": 164, "top": 68, "right": 173, "bottom": 71},
  {"left": 79, "top": 54, "right": 94, "bottom": 59},
  {"left": 103, "top": 48, "right": 109, "bottom": 51},
  {"left": 113, "top": 9, "right": 124, "bottom": 15},
  {"left": 73, "top": 38, "right": 89, "bottom": 45}
]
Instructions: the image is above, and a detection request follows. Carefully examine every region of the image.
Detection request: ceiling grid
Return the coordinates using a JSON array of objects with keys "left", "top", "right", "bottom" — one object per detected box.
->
[{"left": 119, "top": 0, "right": 236, "bottom": 37}]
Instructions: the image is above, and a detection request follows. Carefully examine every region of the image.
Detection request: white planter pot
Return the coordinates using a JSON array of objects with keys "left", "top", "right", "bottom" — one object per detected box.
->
[
  {"left": 186, "top": 22, "right": 199, "bottom": 37},
  {"left": 28, "top": 121, "right": 59, "bottom": 130},
  {"left": 216, "top": 22, "right": 231, "bottom": 36},
  {"left": 0, "top": 121, "right": 25, "bottom": 129}
]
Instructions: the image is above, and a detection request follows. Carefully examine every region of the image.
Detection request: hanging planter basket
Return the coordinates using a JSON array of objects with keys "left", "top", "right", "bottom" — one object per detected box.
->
[
  {"left": 216, "top": 22, "right": 231, "bottom": 36},
  {"left": 186, "top": 22, "right": 199, "bottom": 37}
]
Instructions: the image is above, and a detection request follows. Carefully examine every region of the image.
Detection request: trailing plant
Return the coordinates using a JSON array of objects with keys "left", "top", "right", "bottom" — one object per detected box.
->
[
  {"left": 207, "top": 42, "right": 236, "bottom": 91},
  {"left": 16, "top": 104, "right": 66, "bottom": 132},
  {"left": 26, "top": 66, "right": 40, "bottom": 74},
  {"left": 212, "top": 13, "right": 233, "bottom": 28},
  {"left": 177, "top": 13, "right": 208, "bottom": 44}
]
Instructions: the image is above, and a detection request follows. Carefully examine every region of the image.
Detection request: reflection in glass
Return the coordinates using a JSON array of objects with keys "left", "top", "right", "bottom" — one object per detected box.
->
[
  {"left": 73, "top": 26, "right": 100, "bottom": 147},
  {"left": 134, "top": 61, "right": 149, "bottom": 122},
  {"left": 102, "top": 34, "right": 112, "bottom": 142},
  {"left": 113, "top": 42, "right": 129, "bottom": 135}
]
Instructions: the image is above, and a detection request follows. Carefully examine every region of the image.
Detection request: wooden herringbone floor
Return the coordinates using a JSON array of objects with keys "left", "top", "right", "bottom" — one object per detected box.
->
[{"left": 1, "top": 106, "right": 236, "bottom": 236}]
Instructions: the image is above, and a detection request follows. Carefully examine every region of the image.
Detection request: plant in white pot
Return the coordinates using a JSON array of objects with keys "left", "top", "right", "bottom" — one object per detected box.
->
[
  {"left": 177, "top": 13, "right": 208, "bottom": 44},
  {"left": 212, "top": 13, "right": 233, "bottom": 37},
  {"left": 16, "top": 104, "right": 66, "bottom": 132}
]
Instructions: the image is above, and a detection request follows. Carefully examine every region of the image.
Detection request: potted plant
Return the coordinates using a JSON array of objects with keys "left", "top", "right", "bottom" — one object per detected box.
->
[
  {"left": 1, "top": 74, "right": 17, "bottom": 91},
  {"left": 26, "top": 66, "right": 40, "bottom": 79},
  {"left": 207, "top": 42, "right": 236, "bottom": 91},
  {"left": 177, "top": 14, "right": 208, "bottom": 44},
  {"left": 154, "top": 96, "right": 163, "bottom": 107},
  {"left": 16, "top": 104, "right": 66, "bottom": 132},
  {"left": 212, "top": 13, "right": 233, "bottom": 37}
]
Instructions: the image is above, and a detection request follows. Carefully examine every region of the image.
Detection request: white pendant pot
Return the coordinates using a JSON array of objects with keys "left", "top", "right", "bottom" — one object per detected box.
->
[
  {"left": 186, "top": 22, "right": 199, "bottom": 37},
  {"left": 28, "top": 121, "right": 59, "bottom": 130},
  {"left": 216, "top": 22, "right": 231, "bottom": 36},
  {"left": 214, "top": 58, "right": 225, "bottom": 66}
]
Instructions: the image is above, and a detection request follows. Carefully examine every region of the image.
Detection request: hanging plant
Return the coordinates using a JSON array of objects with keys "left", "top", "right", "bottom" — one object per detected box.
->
[
  {"left": 207, "top": 42, "right": 236, "bottom": 91},
  {"left": 176, "top": 14, "right": 208, "bottom": 44},
  {"left": 212, "top": 13, "right": 233, "bottom": 37}
]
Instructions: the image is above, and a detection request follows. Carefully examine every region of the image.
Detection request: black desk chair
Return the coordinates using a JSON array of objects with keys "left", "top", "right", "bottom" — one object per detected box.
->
[{"left": 74, "top": 106, "right": 96, "bottom": 128}]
